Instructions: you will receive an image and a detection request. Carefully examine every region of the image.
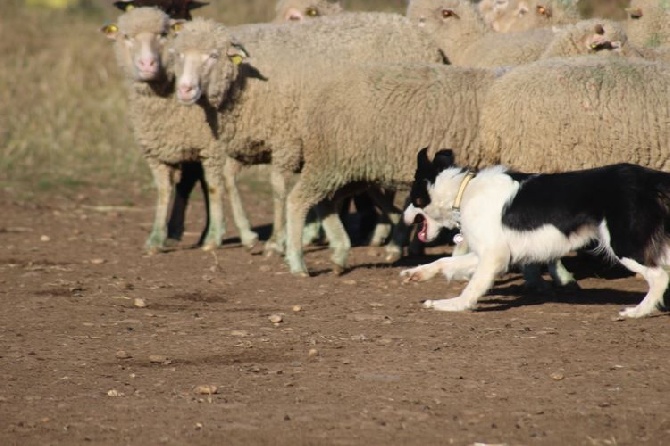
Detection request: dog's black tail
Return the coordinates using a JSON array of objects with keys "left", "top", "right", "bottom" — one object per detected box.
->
[{"left": 645, "top": 171, "right": 670, "bottom": 266}]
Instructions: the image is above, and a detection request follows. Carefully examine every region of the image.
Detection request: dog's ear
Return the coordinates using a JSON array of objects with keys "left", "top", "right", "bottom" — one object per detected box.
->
[
  {"left": 416, "top": 147, "right": 433, "bottom": 176},
  {"left": 433, "top": 149, "right": 455, "bottom": 171}
]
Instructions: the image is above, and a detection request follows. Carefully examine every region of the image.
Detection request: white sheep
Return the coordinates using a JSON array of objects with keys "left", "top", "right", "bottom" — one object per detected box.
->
[
  {"left": 273, "top": 0, "right": 342, "bottom": 23},
  {"left": 281, "top": 63, "right": 506, "bottom": 275},
  {"left": 478, "top": 56, "right": 670, "bottom": 173},
  {"left": 170, "top": 14, "right": 446, "bottom": 257},
  {"left": 540, "top": 19, "right": 642, "bottom": 59},
  {"left": 101, "top": 7, "right": 259, "bottom": 253}
]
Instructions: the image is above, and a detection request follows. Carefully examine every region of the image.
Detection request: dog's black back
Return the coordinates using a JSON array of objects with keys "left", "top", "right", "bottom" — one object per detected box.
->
[{"left": 502, "top": 164, "right": 670, "bottom": 266}]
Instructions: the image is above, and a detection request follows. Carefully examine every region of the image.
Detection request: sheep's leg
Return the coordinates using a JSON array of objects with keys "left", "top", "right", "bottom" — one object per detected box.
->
[
  {"left": 200, "top": 161, "right": 226, "bottom": 251},
  {"left": 146, "top": 161, "right": 174, "bottom": 254},
  {"left": 302, "top": 207, "right": 323, "bottom": 246},
  {"left": 265, "top": 167, "right": 289, "bottom": 256},
  {"left": 285, "top": 178, "right": 323, "bottom": 276},
  {"left": 367, "top": 187, "right": 406, "bottom": 263},
  {"left": 423, "top": 248, "right": 508, "bottom": 312},
  {"left": 368, "top": 190, "right": 394, "bottom": 247},
  {"left": 166, "top": 162, "right": 204, "bottom": 246},
  {"left": 618, "top": 258, "right": 668, "bottom": 318},
  {"left": 223, "top": 157, "right": 258, "bottom": 249},
  {"left": 316, "top": 198, "right": 352, "bottom": 275},
  {"left": 548, "top": 259, "right": 577, "bottom": 287}
]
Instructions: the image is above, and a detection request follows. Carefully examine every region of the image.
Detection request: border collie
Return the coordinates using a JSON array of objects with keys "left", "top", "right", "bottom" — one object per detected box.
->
[{"left": 401, "top": 148, "right": 670, "bottom": 318}]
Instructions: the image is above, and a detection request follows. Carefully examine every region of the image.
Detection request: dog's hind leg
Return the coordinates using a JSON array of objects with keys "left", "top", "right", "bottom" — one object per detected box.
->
[{"left": 618, "top": 258, "right": 668, "bottom": 318}]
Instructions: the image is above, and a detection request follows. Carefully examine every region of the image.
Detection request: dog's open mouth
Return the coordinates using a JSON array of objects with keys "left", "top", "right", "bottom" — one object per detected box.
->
[{"left": 414, "top": 214, "right": 429, "bottom": 242}]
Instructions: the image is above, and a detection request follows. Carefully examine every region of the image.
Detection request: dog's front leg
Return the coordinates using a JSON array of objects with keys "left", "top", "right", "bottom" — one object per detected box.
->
[
  {"left": 401, "top": 252, "right": 479, "bottom": 283},
  {"left": 424, "top": 252, "right": 506, "bottom": 312}
]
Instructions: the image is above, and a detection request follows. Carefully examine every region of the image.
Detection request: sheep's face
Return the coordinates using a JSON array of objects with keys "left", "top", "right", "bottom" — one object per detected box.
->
[
  {"left": 490, "top": 0, "right": 551, "bottom": 33},
  {"left": 173, "top": 48, "right": 222, "bottom": 104},
  {"left": 102, "top": 8, "right": 172, "bottom": 82},
  {"left": 406, "top": 0, "right": 470, "bottom": 35},
  {"left": 274, "top": 0, "right": 342, "bottom": 23}
]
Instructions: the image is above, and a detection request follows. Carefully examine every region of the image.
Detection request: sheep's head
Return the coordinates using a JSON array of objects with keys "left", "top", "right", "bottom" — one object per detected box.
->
[
  {"left": 406, "top": 0, "right": 474, "bottom": 32},
  {"left": 113, "top": 0, "right": 208, "bottom": 20},
  {"left": 171, "top": 18, "right": 249, "bottom": 107},
  {"left": 101, "top": 7, "right": 178, "bottom": 82},
  {"left": 490, "top": 0, "right": 552, "bottom": 33},
  {"left": 577, "top": 20, "right": 627, "bottom": 54},
  {"left": 273, "top": 0, "right": 342, "bottom": 23}
]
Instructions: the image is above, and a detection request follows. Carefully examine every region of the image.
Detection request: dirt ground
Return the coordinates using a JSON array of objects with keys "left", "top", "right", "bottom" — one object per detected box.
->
[{"left": 1, "top": 181, "right": 669, "bottom": 446}]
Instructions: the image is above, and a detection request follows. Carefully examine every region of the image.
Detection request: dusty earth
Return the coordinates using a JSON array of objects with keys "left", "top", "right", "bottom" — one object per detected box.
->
[{"left": 1, "top": 180, "right": 669, "bottom": 446}]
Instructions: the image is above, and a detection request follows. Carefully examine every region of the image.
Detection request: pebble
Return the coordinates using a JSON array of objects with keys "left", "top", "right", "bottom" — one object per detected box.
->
[
  {"left": 115, "top": 350, "right": 132, "bottom": 359},
  {"left": 268, "top": 314, "right": 283, "bottom": 324},
  {"left": 194, "top": 385, "right": 218, "bottom": 395},
  {"left": 230, "top": 330, "right": 250, "bottom": 337},
  {"left": 90, "top": 258, "right": 106, "bottom": 265},
  {"left": 308, "top": 348, "right": 319, "bottom": 357},
  {"left": 133, "top": 298, "right": 147, "bottom": 308},
  {"left": 550, "top": 372, "right": 565, "bottom": 381},
  {"left": 40, "top": 235, "right": 50, "bottom": 242},
  {"left": 292, "top": 305, "right": 302, "bottom": 313},
  {"left": 149, "top": 355, "right": 169, "bottom": 364},
  {"left": 107, "top": 389, "right": 122, "bottom": 397}
]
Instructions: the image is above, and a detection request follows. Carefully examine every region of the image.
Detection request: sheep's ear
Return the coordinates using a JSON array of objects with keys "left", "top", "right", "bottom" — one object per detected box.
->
[
  {"left": 170, "top": 19, "right": 186, "bottom": 34},
  {"left": 101, "top": 23, "right": 119, "bottom": 40},
  {"left": 535, "top": 4, "right": 552, "bottom": 17},
  {"left": 188, "top": 1, "right": 209, "bottom": 11},
  {"left": 113, "top": 1, "right": 135, "bottom": 12},
  {"left": 625, "top": 7, "right": 643, "bottom": 19},
  {"left": 227, "top": 42, "right": 250, "bottom": 66}
]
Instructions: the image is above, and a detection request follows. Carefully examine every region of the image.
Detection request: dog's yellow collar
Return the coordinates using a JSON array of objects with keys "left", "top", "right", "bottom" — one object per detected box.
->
[{"left": 453, "top": 171, "right": 476, "bottom": 212}]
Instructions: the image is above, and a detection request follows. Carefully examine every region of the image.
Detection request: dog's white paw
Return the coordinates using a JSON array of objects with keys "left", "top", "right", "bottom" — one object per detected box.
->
[
  {"left": 619, "top": 305, "right": 656, "bottom": 319},
  {"left": 400, "top": 265, "right": 437, "bottom": 283},
  {"left": 423, "top": 298, "right": 474, "bottom": 312}
]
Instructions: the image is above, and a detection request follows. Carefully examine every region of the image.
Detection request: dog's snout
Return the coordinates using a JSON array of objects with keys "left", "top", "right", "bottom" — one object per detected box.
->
[{"left": 413, "top": 214, "right": 425, "bottom": 225}]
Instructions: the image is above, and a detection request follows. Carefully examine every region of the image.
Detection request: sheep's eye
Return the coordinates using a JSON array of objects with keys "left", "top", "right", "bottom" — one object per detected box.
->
[
  {"left": 159, "top": 32, "right": 168, "bottom": 39},
  {"left": 124, "top": 34, "right": 132, "bottom": 41},
  {"left": 209, "top": 52, "right": 219, "bottom": 60},
  {"left": 305, "top": 7, "right": 319, "bottom": 16},
  {"left": 441, "top": 9, "right": 459, "bottom": 19},
  {"left": 518, "top": 6, "right": 528, "bottom": 15}
]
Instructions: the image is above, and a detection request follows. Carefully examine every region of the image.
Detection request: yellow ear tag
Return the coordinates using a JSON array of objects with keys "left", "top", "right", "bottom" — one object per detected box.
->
[
  {"left": 103, "top": 23, "right": 118, "bottom": 34},
  {"left": 231, "top": 55, "right": 243, "bottom": 65},
  {"left": 125, "top": 4, "right": 135, "bottom": 11}
]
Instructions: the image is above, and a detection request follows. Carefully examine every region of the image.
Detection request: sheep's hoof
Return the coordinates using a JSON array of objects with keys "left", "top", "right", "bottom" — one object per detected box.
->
[
  {"left": 559, "top": 280, "right": 580, "bottom": 290},
  {"left": 164, "top": 238, "right": 180, "bottom": 248},
  {"left": 332, "top": 264, "right": 346, "bottom": 276},
  {"left": 146, "top": 246, "right": 163, "bottom": 256},
  {"left": 201, "top": 243, "right": 218, "bottom": 252},
  {"left": 384, "top": 251, "right": 402, "bottom": 263}
]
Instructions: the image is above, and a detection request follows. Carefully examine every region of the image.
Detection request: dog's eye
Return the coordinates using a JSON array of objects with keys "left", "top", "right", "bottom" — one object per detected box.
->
[{"left": 414, "top": 198, "right": 425, "bottom": 208}]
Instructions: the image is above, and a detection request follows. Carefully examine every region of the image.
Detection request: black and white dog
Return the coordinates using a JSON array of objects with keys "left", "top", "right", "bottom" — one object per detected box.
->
[{"left": 401, "top": 148, "right": 670, "bottom": 318}]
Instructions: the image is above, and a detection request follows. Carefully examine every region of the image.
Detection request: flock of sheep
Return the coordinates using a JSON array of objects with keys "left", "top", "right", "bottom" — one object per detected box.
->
[{"left": 102, "top": 0, "right": 670, "bottom": 277}]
